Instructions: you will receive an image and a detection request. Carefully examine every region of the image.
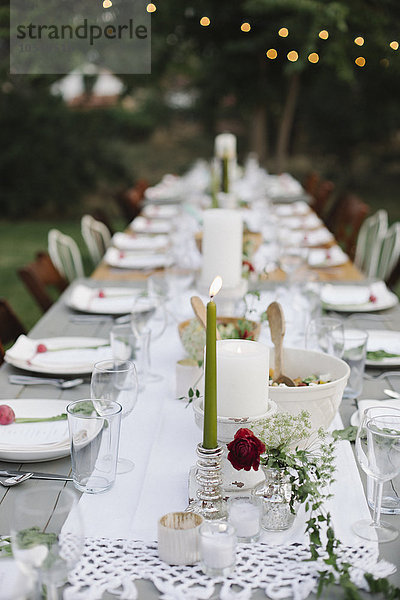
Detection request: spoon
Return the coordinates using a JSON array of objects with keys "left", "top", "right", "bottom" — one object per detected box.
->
[
  {"left": 8, "top": 375, "right": 85, "bottom": 389},
  {"left": 266, "top": 301, "right": 295, "bottom": 387},
  {"left": 0, "top": 473, "right": 33, "bottom": 487},
  {"left": 190, "top": 296, "right": 221, "bottom": 340},
  {"left": 383, "top": 388, "right": 400, "bottom": 400}
]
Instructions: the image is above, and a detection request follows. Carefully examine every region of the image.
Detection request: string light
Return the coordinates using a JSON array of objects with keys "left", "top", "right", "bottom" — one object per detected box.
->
[
  {"left": 200, "top": 16, "right": 210, "bottom": 26},
  {"left": 308, "top": 52, "right": 319, "bottom": 63},
  {"left": 103, "top": 0, "right": 112, "bottom": 7},
  {"left": 354, "top": 36, "right": 364, "bottom": 46},
  {"left": 319, "top": 30, "right": 329, "bottom": 40},
  {"left": 390, "top": 41, "right": 399, "bottom": 50},
  {"left": 241, "top": 22, "right": 251, "bottom": 32},
  {"left": 287, "top": 50, "right": 298, "bottom": 62},
  {"left": 278, "top": 27, "right": 289, "bottom": 37},
  {"left": 266, "top": 48, "right": 278, "bottom": 59},
  {"left": 355, "top": 56, "right": 366, "bottom": 67},
  {"left": 146, "top": 3, "right": 156, "bottom": 12}
]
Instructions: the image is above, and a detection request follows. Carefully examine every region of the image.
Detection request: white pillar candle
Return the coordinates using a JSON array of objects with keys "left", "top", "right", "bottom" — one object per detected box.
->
[
  {"left": 217, "top": 339, "right": 269, "bottom": 417},
  {"left": 201, "top": 209, "right": 243, "bottom": 289},
  {"left": 215, "top": 133, "right": 237, "bottom": 159}
]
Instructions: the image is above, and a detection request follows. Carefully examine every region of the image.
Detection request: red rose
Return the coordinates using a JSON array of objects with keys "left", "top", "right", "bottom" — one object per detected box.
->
[{"left": 227, "top": 428, "right": 265, "bottom": 472}]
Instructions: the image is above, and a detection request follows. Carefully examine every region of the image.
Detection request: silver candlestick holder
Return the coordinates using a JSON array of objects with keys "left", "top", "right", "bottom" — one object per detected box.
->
[{"left": 186, "top": 443, "right": 228, "bottom": 521}]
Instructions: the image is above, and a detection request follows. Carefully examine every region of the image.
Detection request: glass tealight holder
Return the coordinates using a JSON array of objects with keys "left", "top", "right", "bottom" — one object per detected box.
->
[
  {"left": 199, "top": 521, "right": 236, "bottom": 577},
  {"left": 228, "top": 495, "right": 261, "bottom": 542}
]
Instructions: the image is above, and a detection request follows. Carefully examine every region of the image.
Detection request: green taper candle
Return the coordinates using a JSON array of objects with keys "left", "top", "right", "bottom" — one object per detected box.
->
[
  {"left": 222, "top": 155, "right": 229, "bottom": 193},
  {"left": 203, "top": 276, "right": 222, "bottom": 448}
]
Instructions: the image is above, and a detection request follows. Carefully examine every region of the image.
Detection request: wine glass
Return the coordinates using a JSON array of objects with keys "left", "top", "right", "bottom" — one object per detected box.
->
[
  {"left": 305, "top": 317, "right": 344, "bottom": 358},
  {"left": 11, "top": 485, "right": 83, "bottom": 600},
  {"left": 131, "top": 294, "right": 165, "bottom": 383},
  {"left": 91, "top": 359, "right": 138, "bottom": 474},
  {"left": 353, "top": 413, "right": 400, "bottom": 542}
]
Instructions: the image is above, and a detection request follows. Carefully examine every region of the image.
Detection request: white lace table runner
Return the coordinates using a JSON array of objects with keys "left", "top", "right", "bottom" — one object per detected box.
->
[{"left": 66, "top": 537, "right": 395, "bottom": 600}]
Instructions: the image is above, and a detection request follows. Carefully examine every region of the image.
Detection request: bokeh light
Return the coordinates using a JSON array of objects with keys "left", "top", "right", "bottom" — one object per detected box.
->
[
  {"left": 266, "top": 48, "right": 278, "bottom": 60},
  {"left": 390, "top": 41, "right": 399, "bottom": 50},
  {"left": 200, "top": 16, "right": 210, "bottom": 27},
  {"left": 308, "top": 52, "right": 319, "bottom": 63},
  {"left": 278, "top": 27, "right": 289, "bottom": 37},
  {"left": 354, "top": 37, "right": 364, "bottom": 46},
  {"left": 355, "top": 56, "right": 366, "bottom": 67},
  {"left": 287, "top": 50, "right": 298, "bottom": 62},
  {"left": 319, "top": 30, "right": 329, "bottom": 40},
  {"left": 241, "top": 22, "right": 251, "bottom": 32}
]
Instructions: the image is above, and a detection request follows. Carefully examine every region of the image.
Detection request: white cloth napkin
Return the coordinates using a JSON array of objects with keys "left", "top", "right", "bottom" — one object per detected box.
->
[
  {"left": 69, "top": 284, "right": 138, "bottom": 314},
  {"left": 284, "top": 214, "right": 322, "bottom": 230},
  {"left": 0, "top": 421, "right": 69, "bottom": 449},
  {"left": 5, "top": 335, "right": 112, "bottom": 370},
  {"left": 274, "top": 201, "right": 309, "bottom": 216},
  {"left": 142, "top": 205, "right": 180, "bottom": 219},
  {"left": 321, "top": 281, "right": 389, "bottom": 307},
  {"left": 357, "top": 399, "right": 400, "bottom": 425},
  {"left": 104, "top": 247, "right": 174, "bottom": 270},
  {"left": 112, "top": 232, "right": 170, "bottom": 252},
  {"left": 130, "top": 217, "right": 172, "bottom": 234},
  {"left": 308, "top": 245, "right": 348, "bottom": 267}
]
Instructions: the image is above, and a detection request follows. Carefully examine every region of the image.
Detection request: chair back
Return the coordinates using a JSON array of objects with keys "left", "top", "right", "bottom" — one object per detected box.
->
[
  {"left": 311, "top": 180, "right": 335, "bottom": 217},
  {"left": 48, "top": 229, "right": 85, "bottom": 282},
  {"left": 354, "top": 209, "right": 388, "bottom": 276},
  {"left": 18, "top": 252, "right": 68, "bottom": 312},
  {"left": 81, "top": 215, "right": 111, "bottom": 265},
  {"left": 373, "top": 222, "right": 400, "bottom": 282},
  {"left": 116, "top": 179, "right": 148, "bottom": 223},
  {"left": 0, "top": 299, "right": 26, "bottom": 365},
  {"left": 332, "top": 193, "right": 370, "bottom": 259}
]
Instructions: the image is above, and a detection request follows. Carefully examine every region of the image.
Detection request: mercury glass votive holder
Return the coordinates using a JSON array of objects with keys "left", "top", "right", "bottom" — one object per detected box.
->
[
  {"left": 199, "top": 521, "right": 236, "bottom": 577},
  {"left": 228, "top": 495, "right": 261, "bottom": 542},
  {"left": 158, "top": 512, "right": 203, "bottom": 565}
]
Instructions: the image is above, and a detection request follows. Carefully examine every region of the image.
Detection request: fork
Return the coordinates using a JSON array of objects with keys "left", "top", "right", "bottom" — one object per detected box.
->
[
  {"left": 0, "top": 473, "right": 33, "bottom": 487},
  {"left": 9, "top": 375, "right": 85, "bottom": 389}
]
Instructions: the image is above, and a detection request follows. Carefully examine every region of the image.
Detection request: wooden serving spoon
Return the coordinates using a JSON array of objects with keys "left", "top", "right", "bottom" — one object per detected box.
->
[
  {"left": 190, "top": 296, "right": 221, "bottom": 340},
  {"left": 266, "top": 301, "right": 295, "bottom": 387}
]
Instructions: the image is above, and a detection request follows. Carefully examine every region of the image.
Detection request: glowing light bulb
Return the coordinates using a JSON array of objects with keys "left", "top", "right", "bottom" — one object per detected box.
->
[
  {"left": 146, "top": 3, "right": 156, "bottom": 12},
  {"left": 354, "top": 36, "right": 364, "bottom": 46},
  {"left": 287, "top": 50, "right": 298, "bottom": 62},
  {"left": 319, "top": 30, "right": 329, "bottom": 40},
  {"left": 278, "top": 27, "right": 289, "bottom": 37},
  {"left": 355, "top": 56, "right": 366, "bottom": 67},
  {"left": 266, "top": 48, "right": 278, "bottom": 59},
  {"left": 308, "top": 52, "right": 319, "bottom": 63},
  {"left": 390, "top": 41, "right": 399, "bottom": 50},
  {"left": 241, "top": 22, "right": 251, "bottom": 32},
  {"left": 200, "top": 16, "right": 210, "bottom": 26}
]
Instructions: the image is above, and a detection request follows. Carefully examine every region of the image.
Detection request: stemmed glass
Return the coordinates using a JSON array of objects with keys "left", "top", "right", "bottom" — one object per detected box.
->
[
  {"left": 91, "top": 359, "right": 138, "bottom": 474},
  {"left": 354, "top": 413, "right": 400, "bottom": 542},
  {"left": 305, "top": 317, "right": 344, "bottom": 358},
  {"left": 131, "top": 293, "right": 166, "bottom": 383},
  {"left": 11, "top": 485, "right": 83, "bottom": 600}
]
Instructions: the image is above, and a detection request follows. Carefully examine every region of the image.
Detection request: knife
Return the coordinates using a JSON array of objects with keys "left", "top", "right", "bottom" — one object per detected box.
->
[{"left": 0, "top": 469, "right": 73, "bottom": 481}]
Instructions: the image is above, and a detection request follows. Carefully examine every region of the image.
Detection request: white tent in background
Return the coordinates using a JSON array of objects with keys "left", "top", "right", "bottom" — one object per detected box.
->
[{"left": 51, "top": 63, "right": 124, "bottom": 106}]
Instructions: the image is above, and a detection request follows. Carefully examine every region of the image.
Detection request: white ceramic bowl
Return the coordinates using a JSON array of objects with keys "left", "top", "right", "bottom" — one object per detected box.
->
[{"left": 268, "top": 348, "right": 350, "bottom": 430}]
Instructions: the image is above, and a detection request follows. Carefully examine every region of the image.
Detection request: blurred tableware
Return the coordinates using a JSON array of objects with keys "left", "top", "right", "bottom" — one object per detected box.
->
[
  {"left": 0, "top": 399, "right": 70, "bottom": 463},
  {"left": 158, "top": 512, "right": 203, "bottom": 566},
  {"left": 384, "top": 389, "right": 400, "bottom": 399},
  {"left": 228, "top": 496, "right": 261, "bottom": 542},
  {"left": 353, "top": 413, "right": 400, "bottom": 541},
  {"left": 278, "top": 245, "right": 308, "bottom": 285},
  {"left": 365, "top": 330, "right": 400, "bottom": 367},
  {"left": 131, "top": 294, "right": 166, "bottom": 383},
  {"left": 67, "top": 284, "right": 140, "bottom": 315},
  {"left": 67, "top": 398, "right": 122, "bottom": 493},
  {"left": 0, "top": 473, "right": 33, "bottom": 487},
  {"left": 199, "top": 521, "right": 236, "bottom": 577},
  {"left": 8, "top": 375, "right": 84, "bottom": 389},
  {"left": 0, "top": 469, "right": 72, "bottom": 481},
  {"left": 11, "top": 485, "right": 83, "bottom": 598},
  {"left": 91, "top": 360, "right": 138, "bottom": 474},
  {"left": 305, "top": 317, "right": 344, "bottom": 358},
  {"left": 342, "top": 329, "right": 368, "bottom": 400},
  {"left": 320, "top": 281, "right": 398, "bottom": 312},
  {"left": 5, "top": 336, "right": 111, "bottom": 375},
  {"left": 104, "top": 247, "right": 174, "bottom": 270},
  {"left": 110, "top": 324, "right": 146, "bottom": 392}
]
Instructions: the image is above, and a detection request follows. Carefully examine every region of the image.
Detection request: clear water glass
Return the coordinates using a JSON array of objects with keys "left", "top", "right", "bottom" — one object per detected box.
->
[
  {"left": 353, "top": 413, "right": 400, "bottom": 542},
  {"left": 342, "top": 328, "right": 368, "bottom": 400},
  {"left": 305, "top": 317, "right": 344, "bottom": 358}
]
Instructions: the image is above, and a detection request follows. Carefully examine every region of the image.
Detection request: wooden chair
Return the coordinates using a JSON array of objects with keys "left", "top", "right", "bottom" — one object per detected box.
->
[
  {"left": 331, "top": 193, "right": 370, "bottom": 259},
  {"left": 310, "top": 180, "right": 335, "bottom": 218},
  {"left": 48, "top": 229, "right": 85, "bottom": 282},
  {"left": 303, "top": 172, "right": 320, "bottom": 197},
  {"left": 0, "top": 299, "right": 26, "bottom": 365},
  {"left": 354, "top": 210, "right": 388, "bottom": 277},
  {"left": 18, "top": 252, "right": 68, "bottom": 313},
  {"left": 81, "top": 215, "right": 112, "bottom": 266},
  {"left": 116, "top": 179, "right": 149, "bottom": 223}
]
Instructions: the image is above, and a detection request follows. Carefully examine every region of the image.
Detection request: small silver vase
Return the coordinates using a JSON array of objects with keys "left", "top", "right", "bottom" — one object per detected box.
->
[{"left": 253, "top": 465, "right": 296, "bottom": 531}]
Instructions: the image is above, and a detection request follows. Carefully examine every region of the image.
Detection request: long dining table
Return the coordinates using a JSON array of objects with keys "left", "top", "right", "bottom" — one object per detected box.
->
[{"left": 1, "top": 200, "right": 400, "bottom": 598}]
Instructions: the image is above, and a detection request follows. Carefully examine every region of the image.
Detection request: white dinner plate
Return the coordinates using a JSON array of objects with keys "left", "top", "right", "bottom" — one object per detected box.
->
[
  {"left": 104, "top": 247, "right": 174, "bottom": 270},
  {"left": 350, "top": 398, "right": 400, "bottom": 427},
  {"left": 130, "top": 217, "right": 172, "bottom": 235},
  {"left": 321, "top": 282, "right": 399, "bottom": 313},
  {"left": 5, "top": 336, "right": 111, "bottom": 375},
  {"left": 308, "top": 245, "right": 348, "bottom": 268},
  {"left": 365, "top": 330, "right": 400, "bottom": 366},
  {"left": 0, "top": 399, "right": 70, "bottom": 462},
  {"left": 67, "top": 284, "right": 139, "bottom": 315}
]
